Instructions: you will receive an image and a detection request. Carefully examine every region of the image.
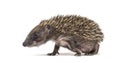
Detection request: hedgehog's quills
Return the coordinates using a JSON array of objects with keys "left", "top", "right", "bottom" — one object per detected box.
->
[{"left": 23, "top": 15, "right": 104, "bottom": 56}]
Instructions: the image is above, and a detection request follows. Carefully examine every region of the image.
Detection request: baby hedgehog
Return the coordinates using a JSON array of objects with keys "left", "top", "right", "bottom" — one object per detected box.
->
[{"left": 23, "top": 15, "right": 104, "bottom": 56}]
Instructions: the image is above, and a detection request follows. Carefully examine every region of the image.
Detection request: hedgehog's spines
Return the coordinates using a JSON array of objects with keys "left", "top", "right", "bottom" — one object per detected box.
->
[{"left": 38, "top": 15, "right": 104, "bottom": 42}]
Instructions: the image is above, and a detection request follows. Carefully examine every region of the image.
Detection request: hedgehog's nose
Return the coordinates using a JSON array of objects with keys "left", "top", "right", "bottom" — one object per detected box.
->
[{"left": 23, "top": 42, "right": 27, "bottom": 47}]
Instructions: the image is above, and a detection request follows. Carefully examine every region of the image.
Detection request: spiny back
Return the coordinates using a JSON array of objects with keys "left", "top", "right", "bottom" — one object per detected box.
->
[{"left": 38, "top": 15, "right": 104, "bottom": 42}]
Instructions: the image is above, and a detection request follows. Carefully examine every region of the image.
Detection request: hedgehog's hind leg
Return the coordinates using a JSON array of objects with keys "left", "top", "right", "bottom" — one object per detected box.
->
[
  {"left": 85, "top": 43, "right": 99, "bottom": 55},
  {"left": 90, "top": 43, "right": 99, "bottom": 55},
  {"left": 93, "top": 43, "right": 99, "bottom": 54},
  {"left": 47, "top": 44, "right": 60, "bottom": 56}
]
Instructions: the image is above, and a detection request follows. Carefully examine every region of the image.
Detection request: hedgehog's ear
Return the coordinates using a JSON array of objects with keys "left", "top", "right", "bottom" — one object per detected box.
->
[
  {"left": 46, "top": 25, "right": 51, "bottom": 30},
  {"left": 45, "top": 25, "right": 51, "bottom": 31}
]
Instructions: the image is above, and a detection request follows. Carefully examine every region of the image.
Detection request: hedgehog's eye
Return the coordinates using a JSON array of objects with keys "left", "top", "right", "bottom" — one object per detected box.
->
[{"left": 31, "top": 33, "right": 38, "bottom": 40}]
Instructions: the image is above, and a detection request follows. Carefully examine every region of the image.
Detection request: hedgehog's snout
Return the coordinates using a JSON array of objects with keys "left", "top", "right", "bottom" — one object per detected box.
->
[{"left": 23, "top": 42, "right": 27, "bottom": 47}]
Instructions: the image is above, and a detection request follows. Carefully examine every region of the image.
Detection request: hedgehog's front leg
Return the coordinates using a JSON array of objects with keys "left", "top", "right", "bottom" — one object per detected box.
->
[{"left": 47, "top": 44, "right": 60, "bottom": 56}]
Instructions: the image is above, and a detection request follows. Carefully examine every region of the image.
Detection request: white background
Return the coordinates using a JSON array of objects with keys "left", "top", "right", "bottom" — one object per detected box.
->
[{"left": 0, "top": 0, "right": 120, "bottom": 63}]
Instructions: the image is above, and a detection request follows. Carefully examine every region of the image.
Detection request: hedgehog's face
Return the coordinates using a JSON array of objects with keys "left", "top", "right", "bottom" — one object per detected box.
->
[{"left": 23, "top": 25, "right": 51, "bottom": 47}]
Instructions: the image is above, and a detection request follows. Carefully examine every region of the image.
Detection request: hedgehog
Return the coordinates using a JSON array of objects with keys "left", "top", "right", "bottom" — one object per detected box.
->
[{"left": 23, "top": 15, "right": 104, "bottom": 56}]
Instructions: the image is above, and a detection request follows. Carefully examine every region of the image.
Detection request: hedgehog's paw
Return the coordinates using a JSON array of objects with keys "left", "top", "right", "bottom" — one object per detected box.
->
[
  {"left": 47, "top": 52, "right": 59, "bottom": 56},
  {"left": 47, "top": 53, "right": 56, "bottom": 56},
  {"left": 84, "top": 52, "right": 98, "bottom": 56},
  {"left": 74, "top": 53, "right": 81, "bottom": 56}
]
